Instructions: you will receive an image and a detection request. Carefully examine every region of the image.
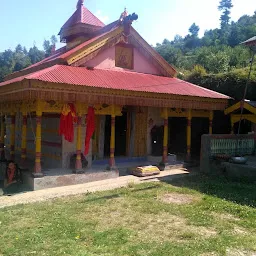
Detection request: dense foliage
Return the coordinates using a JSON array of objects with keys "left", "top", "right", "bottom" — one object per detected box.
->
[
  {"left": 0, "top": 36, "right": 57, "bottom": 82},
  {"left": 155, "top": 1, "right": 256, "bottom": 99}
]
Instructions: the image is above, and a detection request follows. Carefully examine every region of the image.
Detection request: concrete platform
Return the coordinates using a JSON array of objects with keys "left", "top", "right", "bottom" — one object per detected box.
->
[
  {"left": 23, "top": 169, "right": 119, "bottom": 191},
  {"left": 222, "top": 156, "right": 256, "bottom": 181}
]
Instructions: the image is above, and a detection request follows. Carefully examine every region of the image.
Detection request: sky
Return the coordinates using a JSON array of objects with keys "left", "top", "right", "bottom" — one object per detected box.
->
[{"left": 0, "top": 0, "right": 255, "bottom": 52}]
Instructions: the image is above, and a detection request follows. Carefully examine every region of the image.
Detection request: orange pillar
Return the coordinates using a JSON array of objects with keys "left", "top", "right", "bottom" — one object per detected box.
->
[
  {"left": 10, "top": 112, "right": 16, "bottom": 160},
  {"left": 21, "top": 113, "right": 27, "bottom": 167},
  {"left": 162, "top": 108, "right": 168, "bottom": 163},
  {"left": 109, "top": 106, "right": 116, "bottom": 169},
  {"left": 0, "top": 115, "right": 5, "bottom": 160},
  {"left": 75, "top": 102, "right": 82, "bottom": 171},
  {"left": 34, "top": 100, "right": 43, "bottom": 176},
  {"left": 209, "top": 111, "right": 213, "bottom": 134},
  {"left": 186, "top": 109, "right": 192, "bottom": 161}
]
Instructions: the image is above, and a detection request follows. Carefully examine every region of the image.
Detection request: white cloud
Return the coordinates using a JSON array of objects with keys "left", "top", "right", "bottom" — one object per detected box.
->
[{"left": 95, "top": 10, "right": 109, "bottom": 23}]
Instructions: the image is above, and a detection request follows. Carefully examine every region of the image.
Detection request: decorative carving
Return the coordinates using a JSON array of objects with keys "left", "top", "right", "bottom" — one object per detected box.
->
[
  {"left": 43, "top": 100, "right": 63, "bottom": 113},
  {"left": 115, "top": 44, "right": 134, "bottom": 69},
  {"left": 119, "top": 8, "right": 128, "bottom": 22},
  {"left": 94, "top": 104, "right": 122, "bottom": 116}
]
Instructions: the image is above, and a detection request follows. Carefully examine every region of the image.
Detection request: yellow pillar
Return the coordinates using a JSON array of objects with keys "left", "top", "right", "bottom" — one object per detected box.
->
[
  {"left": 209, "top": 110, "right": 214, "bottom": 134},
  {"left": 0, "top": 115, "right": 5, "bottom": 160},
  {"left": 21, "top": 111, "right": 27, "bottom": 166},
  {"left": 10, "top": 112, "right": 16, "bottom": 160},
  {"left": 162, "top": 107, "right": 168, "bottom": 163},
  {"left": 231, "top": 115, "right": 234, "bottom": 134},
  {"left": 75, "top": 102, "right": 82, "bottom": 171},
  {"left": 34, "top": 100, "right": 42, "bottom": 175},
  {"left": 109, "top": 106, "right": 116, "bottom": 168},
  {"left": 186, "top": 109, "right": 192, "bottom": 161}
]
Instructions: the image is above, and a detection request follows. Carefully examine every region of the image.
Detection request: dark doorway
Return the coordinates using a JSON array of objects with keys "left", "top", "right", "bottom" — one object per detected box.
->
[
  {"left": 191, "top": 118, "right": 209, "bottom": 158},
  {"left": 233, "top": 120, "right": 252, "bottom": 134},
  {"left": 168, "top": 117, "right": 187, "bottom": 157},
  {"left": 104, "top": 112, "right": 127, "bottom": 157}
]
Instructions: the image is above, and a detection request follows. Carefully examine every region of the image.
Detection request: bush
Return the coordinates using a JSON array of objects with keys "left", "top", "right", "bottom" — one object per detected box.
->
[{"left": 186, "top": 65, "right": 256, "bottom": 100}]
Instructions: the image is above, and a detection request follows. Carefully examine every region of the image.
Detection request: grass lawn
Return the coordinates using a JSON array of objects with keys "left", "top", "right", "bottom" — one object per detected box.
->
[{"left": 0, "top": 174, "right": 256, "bottom": 256}]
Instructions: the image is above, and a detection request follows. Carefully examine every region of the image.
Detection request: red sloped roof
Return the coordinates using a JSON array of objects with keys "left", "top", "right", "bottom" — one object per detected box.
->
[
  {"left": 0, "top": 65, "right": 230, "bottom": 99},
  {"left": 61, "top": 6, "right": 105, "bottom": 30},
  {"left": 23, "top": 47, "right": 67, "bottom": 70},
  {"left": 5, "top": 24, "right": 120, "bottom": 81}
]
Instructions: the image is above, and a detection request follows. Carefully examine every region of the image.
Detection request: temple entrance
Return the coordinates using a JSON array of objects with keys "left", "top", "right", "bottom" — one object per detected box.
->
[
  {"left": 191, "top": 118, "right": 209, "bottom": 158},
  {"left": 168, "top": 117, "right": 187, "bottom": 158},
  {"left": 233, "top": 120, "right": 252, "bottom": 134},
  {"left": 104, "top": 112, "right": 127, "bottom": 157}
]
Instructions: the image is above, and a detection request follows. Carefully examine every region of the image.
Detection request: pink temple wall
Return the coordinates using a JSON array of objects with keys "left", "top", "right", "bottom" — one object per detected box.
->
[{"left": 84, "top": 47, "right": 162, "bottom": 75}]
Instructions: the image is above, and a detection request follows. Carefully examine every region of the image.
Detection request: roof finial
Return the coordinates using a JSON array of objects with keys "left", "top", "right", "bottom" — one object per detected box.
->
[
  {"left": 119, "top": 7, "right": 128, "bottom": 22},
  {"left": 76, "top": 0, "right": 84, "bottom": 9}
]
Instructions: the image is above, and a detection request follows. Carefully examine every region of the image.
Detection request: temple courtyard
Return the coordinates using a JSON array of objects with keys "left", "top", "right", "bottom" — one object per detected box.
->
[{"left": 0, "top": 172, "right": 255, "bottom": 256}]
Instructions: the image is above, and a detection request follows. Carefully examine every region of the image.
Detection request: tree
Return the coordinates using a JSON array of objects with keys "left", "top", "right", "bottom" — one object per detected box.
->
[
  {"left": 189, "top": 23, "right": 200, "bottom": 37},
  {"left": 218, "top": 0, "right": 233, "bottom": 28},
  {"left": 43, "top": 35, "right": 58, "bottom": 57},
  {"left": 50, "top": 35, "right": 58, "bottom": 45},
  {"left": 13, "top": 45, "right": 31, "bottom": 72},
  {"left": 28, "top": 46, "right": 45, "bottom": 64}
]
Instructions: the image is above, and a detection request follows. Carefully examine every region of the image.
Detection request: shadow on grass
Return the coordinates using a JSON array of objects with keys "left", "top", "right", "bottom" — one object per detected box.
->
[
  {"left": 158, "top": 173, "right": 256, "bottom": 207},
  {"left": 82, "top": 184, "right": 160, "bottom": 203}
]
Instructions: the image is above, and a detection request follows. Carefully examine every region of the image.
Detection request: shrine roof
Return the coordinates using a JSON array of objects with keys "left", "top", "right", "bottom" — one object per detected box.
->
[
  {"left": 60, "top": 5, "right": 105, "bottom": 31},
  {"left": 241, "top": 36, "right": 256, "bottom": 46},
  {"left": 4, "top": 22, "right": 119, "bottom": 81},
  {"left": 247, "top": 101, "right": 256, "bottom": 107},
  {"left": 224, "top": 100, "right": 256, "bottom": 115},
  {"left": 0, "top": 65, "right": 230, "bottom": 100}
]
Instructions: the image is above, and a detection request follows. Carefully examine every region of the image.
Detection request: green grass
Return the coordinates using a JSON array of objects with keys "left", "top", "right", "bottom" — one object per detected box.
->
[{"left": 0, "top": 175, "right": 256, "bottom": 256}]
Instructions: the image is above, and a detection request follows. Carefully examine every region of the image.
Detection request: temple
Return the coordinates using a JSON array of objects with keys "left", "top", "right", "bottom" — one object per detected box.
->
[{"left": 0, "top": 1, "right": 231, "bottom": 189}]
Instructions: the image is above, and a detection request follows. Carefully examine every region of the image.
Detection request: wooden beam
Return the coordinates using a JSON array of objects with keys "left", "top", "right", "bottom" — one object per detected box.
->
[
  {"left": 225, "top": 101, "right": 256, "bottom": 115},
  {"left": 231, "top": 114, "right": 256, "bottom": 124}
]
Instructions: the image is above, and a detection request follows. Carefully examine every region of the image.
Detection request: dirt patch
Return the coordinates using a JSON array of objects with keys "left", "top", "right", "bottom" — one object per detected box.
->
[
  {"left": 200, "top": 253, "right": 218, "bottom": 256},
  {"left": 212, "top": 213, "right": 240, "bottom": 222},
  {"left": 160, "top": 193, "right": 200, "bottom": 205},
  {"left": 226, "top": 249, "right": 256, "bottom": 256},
  {"left": 232, "top": 226, "right": 248, "bottom": 235}
]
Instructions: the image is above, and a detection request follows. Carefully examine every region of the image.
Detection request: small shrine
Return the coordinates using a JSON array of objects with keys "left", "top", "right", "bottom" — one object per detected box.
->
[{"left": 225, "top": 100, "right": 256, "bottom": 134}]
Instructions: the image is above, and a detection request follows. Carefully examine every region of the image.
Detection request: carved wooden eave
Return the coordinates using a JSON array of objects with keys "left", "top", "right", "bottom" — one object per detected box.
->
[
  {"left": 160, "top": 109, "right": 213, "bottom": 118},
  {"left": 0, "top": 79, "right": 228, "bottom": 111}
]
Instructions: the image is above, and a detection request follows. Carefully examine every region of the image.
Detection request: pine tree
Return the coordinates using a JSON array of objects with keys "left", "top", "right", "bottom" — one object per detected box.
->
[{"left": 218, "top": 0, "right": 233, "bottom": 28}]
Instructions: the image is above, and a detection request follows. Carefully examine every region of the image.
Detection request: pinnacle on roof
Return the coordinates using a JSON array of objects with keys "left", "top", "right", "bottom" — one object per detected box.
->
[
  {"left": 61, "top": 0, "right": 105, "bottom": 30},
  {"left": 76, "top": 0, "right": 84, "bottom": 9},
  {"left": 59, "top": 0, "right": 105, "bottom": 43}
]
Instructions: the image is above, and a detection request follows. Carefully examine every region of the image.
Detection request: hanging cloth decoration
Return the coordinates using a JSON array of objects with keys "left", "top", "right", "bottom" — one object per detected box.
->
[
  {"left": 84, "top": 107, "right": 95, "bottom": 156},
  {"left": 59, "top": 103, "right": 77, "bottom": 142}
]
